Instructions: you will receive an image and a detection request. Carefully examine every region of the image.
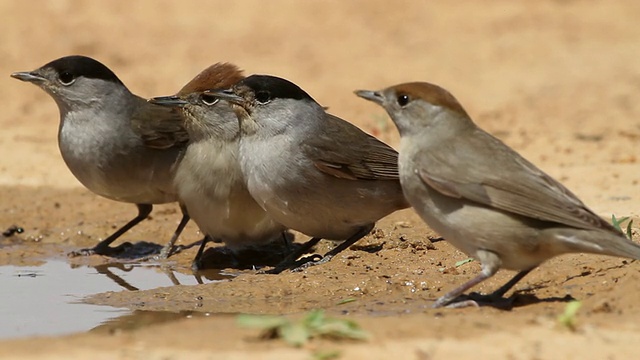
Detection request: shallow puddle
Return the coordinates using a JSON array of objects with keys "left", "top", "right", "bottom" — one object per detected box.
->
[{"left": 0, "top": 260, "right": 231, "bottom": 339}]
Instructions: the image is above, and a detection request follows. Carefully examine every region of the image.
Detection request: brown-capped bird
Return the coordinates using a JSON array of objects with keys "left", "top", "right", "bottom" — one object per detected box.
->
[
  {"left": 356, "top": 82, "right": 640, "bottom": 308},
  {"left": 149, "top": 64, "right": 287, "bottom": 270}
]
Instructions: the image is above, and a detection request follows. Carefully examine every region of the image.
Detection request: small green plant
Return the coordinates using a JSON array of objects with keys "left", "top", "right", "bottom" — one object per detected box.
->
[
  {"left": 455, "top": 258, "right": 474, "bottom": 267},
  {"left": 237, "top": 309, "right": 369, "bottom": 347},
  {"left": 557, "top": 300, "right": 582, "bottom": 331},
  {"left": 611, "top": 214, "right": 634, "bottom": 240},
  {"left": 312, "top": 349, "right": 342, "bottom": 360},
  {"left": 336, "top": 298, "right": 356, "bottom": 305}
]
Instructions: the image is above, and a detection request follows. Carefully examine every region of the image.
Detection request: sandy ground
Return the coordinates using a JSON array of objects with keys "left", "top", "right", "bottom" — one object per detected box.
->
[{"left": 1, "top": 0, "right": 640, "bottom": 359}]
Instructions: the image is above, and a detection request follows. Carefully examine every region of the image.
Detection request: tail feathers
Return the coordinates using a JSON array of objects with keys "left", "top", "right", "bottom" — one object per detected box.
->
[
  {"left": 604, "top": 235, "right": 640, "bottom": 260},
  {"left": 556, "top": 230, "right": 640, "bottom": 260}
]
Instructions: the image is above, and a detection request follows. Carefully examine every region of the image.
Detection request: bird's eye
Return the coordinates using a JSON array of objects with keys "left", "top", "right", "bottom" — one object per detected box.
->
[
  {"left": 58, "top": 71, "right": 76, "bottom": 86},
  {"left": 397, "top": 94, "right": 410, "bottom": 107},
  {"left": 255, "top": 90, "right": 271, "bottom": 104},
  {"left": 200, "top": 94, "right": 219, "bottom": 106}
]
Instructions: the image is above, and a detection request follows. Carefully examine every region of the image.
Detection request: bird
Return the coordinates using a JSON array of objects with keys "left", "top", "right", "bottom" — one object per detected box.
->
[
  {"left": 148, "top": 64, "right": 288, "bottom": 270},
  {"left": 356, "top": 82, "right": 640, "bottom": 308},
  {"left": 11, "top": 55, "right": 190, "bottom": 258},
  {"left": 207, "top": 75, "right": 409, "bottom": 273}
]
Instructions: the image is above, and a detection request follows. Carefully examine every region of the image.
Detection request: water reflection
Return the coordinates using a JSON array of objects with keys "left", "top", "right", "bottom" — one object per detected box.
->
[
  {"left": 0, "top": 260, "right": 230, "bottom": 339},
  {"left": 89, "top": 262, "right": 234, "bottom": 290}
]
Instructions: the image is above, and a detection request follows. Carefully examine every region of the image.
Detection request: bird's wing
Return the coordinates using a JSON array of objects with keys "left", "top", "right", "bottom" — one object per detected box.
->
[
  {"left": 130, "top": 98, "right": 189, "bottom": 150},
  {"left": 416, "top": 128, "right": 618, "bottom": 232},
  {"left": 304, "top": 113, "right": 400, "bottom": 181}
]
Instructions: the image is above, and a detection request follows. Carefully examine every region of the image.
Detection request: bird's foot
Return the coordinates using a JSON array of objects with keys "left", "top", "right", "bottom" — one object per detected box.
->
[
  {"left": 433, "top": 292, "right": 515, "bottom": 309},
  {"left": 155, "top": 244, "right": 186, "bottom": 260},
  {"left": 260, "top": 253, "right": 323, "bottom": 274},
  {"left": 291, "top": 254, "right": 333, "bottom": 272},
  {"left": 191, "top": 258, "right": 203, "bottom": 272}
]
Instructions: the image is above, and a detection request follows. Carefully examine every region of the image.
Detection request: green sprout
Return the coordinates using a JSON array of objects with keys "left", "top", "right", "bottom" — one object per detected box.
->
[
  {"left": 455, "top": 258, "right": 474, "bottom": 267},
  {"left": 611, "top": 214, "right": 634, "bottom": 240},
  {"left": 336, "top": 298, "right": 357, "bottom": 305},
  {"left": 557, "top": 300, "right": 582, "bottom": 331},
  {"left": 237, "top": 309, "right": 369, "bottom": 347},
  {"left": 312, "top": 349, "right": 342, "bottom": 360}
]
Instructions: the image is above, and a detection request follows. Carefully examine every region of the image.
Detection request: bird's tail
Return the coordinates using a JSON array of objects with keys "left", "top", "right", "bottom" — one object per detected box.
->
[{"left": 555, "top": 229, "right": 640, "bottom": 261}]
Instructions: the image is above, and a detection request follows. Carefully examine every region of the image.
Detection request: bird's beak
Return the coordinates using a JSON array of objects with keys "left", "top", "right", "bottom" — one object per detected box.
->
[
  {"left": 354, "top": 89, "right": 384, "bottom": 105},
  {"left": 204, "top": 89, "right": 244, "bottom": 105},
  {"left": 148, "top": 95, "right": 188, "bottom": 107},
  {"left": 10, "top": 71, "right": 46, "bottom": 83}
]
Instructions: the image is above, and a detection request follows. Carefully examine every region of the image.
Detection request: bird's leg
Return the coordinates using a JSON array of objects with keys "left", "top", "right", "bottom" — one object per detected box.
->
[
  {"left": 433, "top": 271, "right": 494, "bottom": 308},
  {"left": 263, "top": 237, "right": 322, "bottom": 274},
  {"left": 433, "top": 250, "right": 501, "bottom": 308},
  {"left": 460, "top": 269, "right": 534, "bottom": 309},
  {"left": 191, "top": 235, "right": 214, "bottom": 271},
  {"left": 439, "top": 269, "right": 534, "bottom": 309},
  {"left": 68, "top": 204, "right": 152, "bottom": 257},
  {"left": 157, "top": 206, "right": 190, "bottom": 259},
  {"left": 489, "top": 268, "right": 533, "bottom": 299},
  {"left": 280, "top": 232, "right": 293, "bottom": 252},
  {"left": 292, "top": 223, "right": 375, "bottom": 272}
]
